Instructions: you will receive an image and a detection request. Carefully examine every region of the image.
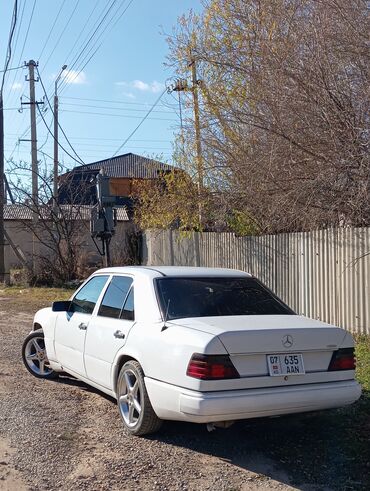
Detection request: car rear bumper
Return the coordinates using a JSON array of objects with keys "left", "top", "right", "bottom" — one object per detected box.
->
[{"left": 145, "top": 378, "right": 362, "bottom": 423}]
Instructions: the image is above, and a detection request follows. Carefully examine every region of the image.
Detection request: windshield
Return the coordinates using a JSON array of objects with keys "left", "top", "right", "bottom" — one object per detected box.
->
[{"left": 155, "top": 277, "right": 294, "bottom": 320}]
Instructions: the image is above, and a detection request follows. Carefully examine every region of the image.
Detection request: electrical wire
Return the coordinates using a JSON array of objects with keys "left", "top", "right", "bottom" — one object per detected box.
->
[
  {"left": 36, "top": 104, "right": 85, "bottom": 166},
  {"left": 16, "top": 0, "right": 35, "bottom": 68},
  {"left": 59, "top": 0, "right": 134, "bottom": 93},
  {"left": 42, "top": 1, "right": 80, "bottom": 73},
  {"left": 61, "top": 0, "right": 102, "bottom": 65},
  {"left": 61, "top": 95, "right": 177, "bottom": 108},
  {"left": 36, "top": 67, "right": 85, "bottom": 165},
  {"left": 5, "top": 0, "right": 27, "bottom": 103},
  {"left": 60, "top": 102, "right": 175, "bottom": 114},
  {"left": 1, "top": 0, "right": 19, "bottom": 95},
  {"left": 38, "top": 0, "right": 67, "bottom": 60},
  {"left": 60, "top": 109, "right": 175, "bottom": 122},
  {"left": 58, "top": 0, "right": 118, "bottom": 91},
  {"left": 112, "top": 88, "right": 168, "bottom": 157},
  {"left": 0, "top": 65, "right": 23, "bottom": 73},
  {"left": 7, "top": 133, "right": 171, "bottom": 143}
]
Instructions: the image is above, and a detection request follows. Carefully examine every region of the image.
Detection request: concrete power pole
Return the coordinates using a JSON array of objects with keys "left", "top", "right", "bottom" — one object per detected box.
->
[
  {"left": 190, "top": 59, "right": 203, "bottom": 195},
  {"left": 0, "top": 94, "right": 6, "bottom": 283},
  {"left": 26, "top": 60, "right": 38, "bottom": 209},
  {"left": 54, "top": 65, "right": 67, "bottom": 209},
  {"left": 168, "top": 57, "right": 204, "bottom": 227},
  {"left": 23, "top": 60, "right": 41, "bottom": 272}
]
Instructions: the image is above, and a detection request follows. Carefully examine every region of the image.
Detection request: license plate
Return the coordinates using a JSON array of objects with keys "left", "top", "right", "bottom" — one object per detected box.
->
[{"left": 267, "top": 353, "right": 305, "bottom": 376}]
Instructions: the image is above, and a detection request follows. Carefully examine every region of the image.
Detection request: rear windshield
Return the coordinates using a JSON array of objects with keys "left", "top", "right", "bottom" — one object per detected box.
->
[{"left": 155, "top": 277, "right": 294, "bottom": 320}]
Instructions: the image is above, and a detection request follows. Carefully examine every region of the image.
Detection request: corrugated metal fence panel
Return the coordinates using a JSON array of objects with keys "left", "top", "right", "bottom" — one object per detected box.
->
[{"left": 142, "top": 228, "right": 370, "bottom": 333}]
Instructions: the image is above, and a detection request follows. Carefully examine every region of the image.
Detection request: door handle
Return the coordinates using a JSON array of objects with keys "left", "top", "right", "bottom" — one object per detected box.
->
[
  {"left": 78, "top": 322, "right": 88, "bottom": 330},
  {"left": 114, "top": 330, "right": 125, "bottom": 339}
]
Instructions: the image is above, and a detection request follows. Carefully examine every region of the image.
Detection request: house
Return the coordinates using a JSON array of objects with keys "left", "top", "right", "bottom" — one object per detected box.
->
[{"left": 57, "top": 153, "right": 175, "bottom": 216}]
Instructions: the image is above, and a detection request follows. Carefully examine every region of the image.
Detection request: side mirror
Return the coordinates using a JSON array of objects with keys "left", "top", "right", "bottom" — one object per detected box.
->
[{"left": 52, "top": 300, "right": 72, "bottom": 312}]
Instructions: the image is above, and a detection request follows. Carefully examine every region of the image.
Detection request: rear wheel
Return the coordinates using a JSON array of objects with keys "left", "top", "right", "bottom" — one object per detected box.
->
[
  {"left": 117, "top": 360, "right": 162, "bottom": 436},
  {"left": 22, "top": 330, "right": 57, "bottom": 379}
]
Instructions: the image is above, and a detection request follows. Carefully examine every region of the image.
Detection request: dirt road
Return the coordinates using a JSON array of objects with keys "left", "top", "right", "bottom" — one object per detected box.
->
[{"left": 0, "top": 294, "right": 366, "bottom": 490}]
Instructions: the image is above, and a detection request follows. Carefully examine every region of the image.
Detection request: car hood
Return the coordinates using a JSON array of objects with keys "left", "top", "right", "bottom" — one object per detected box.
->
[{"left": 168, "top": 315, "right": 348, "bottom": 354}]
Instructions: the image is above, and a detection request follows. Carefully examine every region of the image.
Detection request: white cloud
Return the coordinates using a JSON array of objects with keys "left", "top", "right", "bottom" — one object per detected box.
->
[
  {"left": 10, "top": 82, "right": 22, "bottom": 91},
  {"left": 122, "top": 92, "right": 136, "bottom": 99},
  {"left": 62, "top": 70, "right": 87, "bottom": 85},
  {"left": 115, "top": 79, "right": 165, "bottom": 93},
  {"left": 133, "top": 79, "right": 150, "bottom": 91},
  {"left": 133, "top": 79, "right": 164, "bottom": 93},
  {"left": 150, "top": 81, "right": 165, "bottom": 93}
]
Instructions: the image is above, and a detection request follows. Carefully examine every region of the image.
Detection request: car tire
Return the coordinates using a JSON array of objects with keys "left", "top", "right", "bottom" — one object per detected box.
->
[
  {"left": 117, "top": 360, "right": 162, "bottom": 436},
  {"left": 22, "top": 330, "right": 58, "bottom": 379}
]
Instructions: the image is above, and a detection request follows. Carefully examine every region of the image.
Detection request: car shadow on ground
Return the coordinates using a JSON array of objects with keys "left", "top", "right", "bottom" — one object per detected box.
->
[
  {"left": 53, "top": 375, "right": 369, "bottom": 491},
  {"left": 151, "top": 401, "right": 369, "bottom": 491},
  {"left": 52, "top": 374, "right": 117, "bottom": 402}
]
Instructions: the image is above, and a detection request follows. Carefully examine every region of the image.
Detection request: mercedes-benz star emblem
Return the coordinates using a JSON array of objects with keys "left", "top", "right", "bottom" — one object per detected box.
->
[{"left": 282, "top": 334, "right": 293, "bottom": 348}]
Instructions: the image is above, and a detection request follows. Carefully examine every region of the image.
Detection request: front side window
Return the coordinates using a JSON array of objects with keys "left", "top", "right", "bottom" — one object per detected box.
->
[
  {"left": 98, "top": 276, "right": 133, "bottom": 319},
  {"left": 71, "top": 275, "right": 109, "bottom": 314},
  {"left": 156, "top": 277, "right": 294, "bottom": 320}
]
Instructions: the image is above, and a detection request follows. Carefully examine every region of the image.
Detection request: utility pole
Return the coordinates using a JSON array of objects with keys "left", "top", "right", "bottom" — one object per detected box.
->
[
  {"left": 190, "top": 59, "right": 203, "bottom": 195},
  {"left": 54, "top": 65, "right": 67, "bottom": 210},
  {"left": 168, "top": 56, "right": 204, "bottom": 226},
  {"left": 27, "top": 60, "right": 38, "bottom": 209},
  {"left": 22, "top": 60, "right": 43, "bottom": 272},
  {"left": 0, "top": 93, "right": 5, "bottom": 283}
]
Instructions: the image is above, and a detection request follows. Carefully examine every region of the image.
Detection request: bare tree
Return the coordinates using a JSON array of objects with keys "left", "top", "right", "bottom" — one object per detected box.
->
[
  {"left": 165, "top": 0, "right": 370, "bottom": 233},
  {"left": 6, "top": 159, "right": 96, "bottom": 284}
]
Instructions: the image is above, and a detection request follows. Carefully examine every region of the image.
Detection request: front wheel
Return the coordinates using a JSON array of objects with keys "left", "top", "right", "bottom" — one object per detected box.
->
[
  {"left": 22, "top": 330, "right": 57, "bottom": 379},
  {"left": 117, "top": 360, "right": 162, "bottom": 436}
]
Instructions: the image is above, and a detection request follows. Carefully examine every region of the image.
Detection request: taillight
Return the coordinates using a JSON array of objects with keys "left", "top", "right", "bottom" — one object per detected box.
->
[
  {"left": 328, "top": 348, "right": 356, "bottom": 371},
  {"left": 186, "top": 353, "right": 240, "bottom": 380}
]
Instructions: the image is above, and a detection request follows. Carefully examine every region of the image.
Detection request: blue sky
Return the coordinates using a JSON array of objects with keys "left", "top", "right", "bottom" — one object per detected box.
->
[{"left": 1, "top": 0, "right": 202, "bottom": 179}]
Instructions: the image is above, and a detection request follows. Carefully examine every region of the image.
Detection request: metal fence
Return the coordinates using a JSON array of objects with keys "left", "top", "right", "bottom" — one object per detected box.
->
[{"left": 142, "top": 228, "right": 370, "bottom": 334}]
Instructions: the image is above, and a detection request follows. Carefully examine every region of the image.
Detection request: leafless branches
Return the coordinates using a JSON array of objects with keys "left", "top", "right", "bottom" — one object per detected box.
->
[{"left": 166, "top": 0, "right": 369, "bottom": 233}]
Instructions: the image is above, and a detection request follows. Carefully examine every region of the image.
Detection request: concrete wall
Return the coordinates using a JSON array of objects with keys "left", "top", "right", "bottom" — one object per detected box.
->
[{"left": 4, "top": 220, "right": 135, "bottom": 273}]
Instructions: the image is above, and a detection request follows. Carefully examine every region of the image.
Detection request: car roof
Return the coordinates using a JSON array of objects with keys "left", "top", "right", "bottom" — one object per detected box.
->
[{"left": 95, "top": 265, "right": 252, "bottom": 278}]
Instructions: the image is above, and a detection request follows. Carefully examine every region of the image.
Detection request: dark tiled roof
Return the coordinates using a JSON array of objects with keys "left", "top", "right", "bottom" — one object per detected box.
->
[
  {"left": 4, "top": 204, "right": 129, "bottom": 221},
  {"left": 67, "top": 153, "right": 174, "bottom": 179}
]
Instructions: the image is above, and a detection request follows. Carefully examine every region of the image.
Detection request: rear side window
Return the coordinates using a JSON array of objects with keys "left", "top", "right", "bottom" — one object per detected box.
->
[
  {"left": 121, "top": 288, "right": 135, "bottom": 321},
  {"left": 98, "top": 276, "right": 133, "bottom": 319},
  {"left": 156, "top": 277, "right": 294, "bottom": 320},
  {"left": 71, "top": 275, "right": 109, "bottom": 314}
]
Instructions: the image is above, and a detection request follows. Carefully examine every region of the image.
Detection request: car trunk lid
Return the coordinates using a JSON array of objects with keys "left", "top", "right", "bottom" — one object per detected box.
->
[{"left": 170, "top": 315, "right": 352, "bottom": 389}]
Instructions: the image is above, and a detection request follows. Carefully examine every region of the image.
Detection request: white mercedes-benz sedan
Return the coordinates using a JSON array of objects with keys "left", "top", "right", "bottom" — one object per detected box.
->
[{"left": 22, "top": 266, "right": 361, "bottom": 436}]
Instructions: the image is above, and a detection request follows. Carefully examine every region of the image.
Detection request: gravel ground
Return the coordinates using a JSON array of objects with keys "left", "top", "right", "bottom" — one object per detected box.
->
[{"left": 0, "top": 294, "right": 366, "bottom": 491}]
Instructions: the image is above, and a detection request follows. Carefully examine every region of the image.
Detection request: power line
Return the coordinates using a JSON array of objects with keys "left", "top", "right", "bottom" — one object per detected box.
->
[
  {"left": 38, "top": 0, "right": 67, "bottom": 60},
  {"left": 58, "top": 0, "right": 118, "bottom": 91},
  {"left": 5, "top": 0, "right": 27, "bottom": 103},
  {"left": 1, "top": 1, "right": 19, "bottom": 94},
  {"left": 60, "top": 109, "right": 175, "bottom": 122},
  {"left": 36, "top": 67, "right": 85, "bottom": 165},
  {"left": 0, "top": 65, "right": 23, "bottom": 73},
  {"left": 112, "top": 88, "right": 167, "bottom": 157},
  {"left": 1, "top": 0, "right": 19, "bottom": 282},
  {"left": 7, "top": 133, "right": 171, "bottom": 143},
  {"left": 17, "top": 0, "right": 36, "bottom": 70},
  {"left": 60, "top": 101, "right": 175, "bottom": 114},
  {"left": 36, "top": 104, "right": 85, "bottom": 166},
  {"left": 42, "top": 1, "right": 80, "bottom": 73},
  {"left": 59, "top": 0, "right": 134, "bottom": 93},
  {"left": 61, "top": 95, "right": 177, "bottom": 108},
  {"left": 61, "top": 0, "right": 101, "bottom": 65}
]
